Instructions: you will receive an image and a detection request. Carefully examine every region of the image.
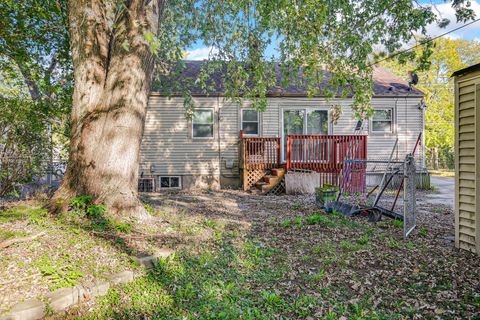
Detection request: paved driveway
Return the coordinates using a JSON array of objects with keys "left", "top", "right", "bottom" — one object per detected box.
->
[{"left": 426, "top": 176, "right": 454, "bottom": 208}]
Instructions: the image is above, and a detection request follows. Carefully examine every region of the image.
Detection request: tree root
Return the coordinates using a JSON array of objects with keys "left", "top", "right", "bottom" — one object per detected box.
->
[
  {"left": 0, "top": 273, "right": 41, "bottom": 286},
  {"left": 88, "top": 230, "right": 164, "bottom": 240},
  {"left": 0, "top": 231, "right": 47, "bottom": 249}
]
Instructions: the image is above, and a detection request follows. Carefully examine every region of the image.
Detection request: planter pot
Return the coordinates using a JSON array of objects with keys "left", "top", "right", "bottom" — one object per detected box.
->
[{"left": 315, "top": 185, "right": 338, "bottom": 211}]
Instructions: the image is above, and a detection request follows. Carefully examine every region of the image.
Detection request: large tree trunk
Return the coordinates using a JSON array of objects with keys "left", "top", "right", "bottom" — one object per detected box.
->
[{"left": 51, "top": 0, "right": 164, "bottom": 220}]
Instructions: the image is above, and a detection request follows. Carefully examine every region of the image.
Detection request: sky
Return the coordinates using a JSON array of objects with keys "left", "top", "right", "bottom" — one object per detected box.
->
[{"left": 185, "top": 0, "right": 480, "bottom": 60}]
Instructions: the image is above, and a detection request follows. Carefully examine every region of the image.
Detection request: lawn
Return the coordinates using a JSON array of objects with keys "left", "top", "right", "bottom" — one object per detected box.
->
[
  {"left": 0, "top": 194, "right": 222, "bottom": 316},
  {"left": 44, "top": 191, "right": 479, "bottom": 320},
  {"left": 1, "top": 191, "right": 479, "bottom": 319}
]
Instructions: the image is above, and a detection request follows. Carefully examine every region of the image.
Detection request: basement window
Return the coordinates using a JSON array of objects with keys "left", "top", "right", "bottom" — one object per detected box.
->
[
  {"left": 371, "top": 109, "right": 393, "bottom": 133},
  {"left": 159, "top": 176, "right": 181, "bottom": 189},
  {"left": 138, "top": 178, "right": 155, "bottom": 192}
]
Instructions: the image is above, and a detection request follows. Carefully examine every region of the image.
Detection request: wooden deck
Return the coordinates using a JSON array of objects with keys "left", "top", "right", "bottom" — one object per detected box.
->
[{"left": 241, "top": 134, "right": 367, "bottom": 192}]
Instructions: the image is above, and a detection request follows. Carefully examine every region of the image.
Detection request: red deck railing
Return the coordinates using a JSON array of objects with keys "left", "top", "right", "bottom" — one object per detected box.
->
[
  {"left": 241, "top": 134, "right": 367, "bottom": 193},
  {"left": 286, "top": 134, "right": 367, "bottom": 190},
  {"left": 242, "top": 137, "right": 281, "bottom": 170}
]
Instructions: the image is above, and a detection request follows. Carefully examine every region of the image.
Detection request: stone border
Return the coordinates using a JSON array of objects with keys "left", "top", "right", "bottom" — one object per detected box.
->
[{"left": 1, "top": 249, "right": 173, "bottom": 320}]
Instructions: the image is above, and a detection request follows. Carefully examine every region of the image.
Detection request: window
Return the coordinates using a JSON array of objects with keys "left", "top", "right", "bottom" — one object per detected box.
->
[
  {"left": 138, "top": 178, "right": 154, "bottom": 192},
  {"left": 193, "top": 109, "right": 214, "bottom": 138},
  {"left": 282, "top": 109, "right": 329, "bottom": 161},
  {"left": 159, "top": 176, "right": 181, "bottom": 189},
  {"left": 371, "top": 109, "right": 393, "bottom": 133},
  {"left": 241, "top": 109, "right": 259, "bottom": 135}
]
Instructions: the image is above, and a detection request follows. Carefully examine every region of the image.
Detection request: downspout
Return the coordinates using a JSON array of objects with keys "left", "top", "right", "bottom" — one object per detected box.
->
[{"left": 218, "top": 95, "right": 239, "bottom": 179}]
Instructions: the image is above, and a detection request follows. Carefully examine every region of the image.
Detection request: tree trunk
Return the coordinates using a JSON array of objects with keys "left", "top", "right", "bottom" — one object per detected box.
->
[
  {"left": 433, "top": 147, "right": 439, "bottom": 171},
  {"left": 51, "top": 0, "right": 164, "bottom": 220}
]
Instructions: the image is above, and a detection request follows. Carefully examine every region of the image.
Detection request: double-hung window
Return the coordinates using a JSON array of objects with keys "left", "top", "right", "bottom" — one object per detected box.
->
[
  {"left": 241, "top": 109, "right": 259, "bottom": 135},
  {"left": 371, "top": 108, "right": 394, "bottom": 133},
  {"left": 193, "top": 109, "right": 214, "bottom": 138}
]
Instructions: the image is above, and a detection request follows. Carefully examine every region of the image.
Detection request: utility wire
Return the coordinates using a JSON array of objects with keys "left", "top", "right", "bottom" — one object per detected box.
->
[{"left": 370, "top": 17, "right": 480, "bottom": 66}]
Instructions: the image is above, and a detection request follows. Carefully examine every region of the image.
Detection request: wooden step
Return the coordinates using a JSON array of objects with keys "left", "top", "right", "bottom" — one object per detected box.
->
[
  {"left": 259, "top": 183, "right": 271, "bottom": 193},
  {"left": 271, "top": 168, "right": 285, "bottom": 177},
  {"left": 263, "top": 175, "right": 280, "bottom": 184},
  {"left": 255, "top": 181, "right": 268, "bottom": 189}
]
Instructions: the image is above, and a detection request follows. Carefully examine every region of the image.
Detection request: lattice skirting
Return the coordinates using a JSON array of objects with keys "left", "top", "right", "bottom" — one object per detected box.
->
[
  {"left": 266, "top": 177, "right": 286, "bottom": 195},
  {"left": 243, "top": 168, "right": 265, "bottom": 191}
]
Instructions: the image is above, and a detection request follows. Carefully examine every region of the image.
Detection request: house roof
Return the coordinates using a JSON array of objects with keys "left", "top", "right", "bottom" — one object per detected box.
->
[
  {"left": 451, "top": 62, "right": 480, "bottom": 78},
  {"left": 153, "top": 60, "right": 424, "bottom": 97}
]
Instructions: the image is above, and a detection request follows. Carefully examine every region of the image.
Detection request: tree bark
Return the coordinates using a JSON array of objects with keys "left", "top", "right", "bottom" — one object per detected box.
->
[{"left": 51, "top": 0, "right": 165, "bottom": 220}]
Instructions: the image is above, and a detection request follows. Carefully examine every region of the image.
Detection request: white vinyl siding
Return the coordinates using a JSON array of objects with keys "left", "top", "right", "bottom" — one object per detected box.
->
[
  {"left": 140, "top": 97, "right": 220, "bottom": 177},
  {"left": 140, "top": 95, "right": 425, "bottom": 187}
]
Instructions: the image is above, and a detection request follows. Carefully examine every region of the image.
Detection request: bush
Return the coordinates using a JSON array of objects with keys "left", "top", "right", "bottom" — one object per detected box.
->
[{"left": 0, "top": 98, "right": 51, "bottom": 196}]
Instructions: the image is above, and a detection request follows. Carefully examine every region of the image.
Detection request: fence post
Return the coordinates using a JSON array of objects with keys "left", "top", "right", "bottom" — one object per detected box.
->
[
  {"left": 276, "top": 138, "right": 281, "bottom": 167},
  {"left": 404, "top": 154, "right": 416, "bottom": 238}
]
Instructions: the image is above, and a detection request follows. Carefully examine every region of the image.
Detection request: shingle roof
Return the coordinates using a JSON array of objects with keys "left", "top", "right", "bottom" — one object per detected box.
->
[{"left": 153, "top": 60, "right": 424, "bottom": 97}]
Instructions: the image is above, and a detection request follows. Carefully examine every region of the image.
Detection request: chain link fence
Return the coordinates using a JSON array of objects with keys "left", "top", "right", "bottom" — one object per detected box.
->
[{"left": 0, "top": 158, "right": 67, "bottom": 199}]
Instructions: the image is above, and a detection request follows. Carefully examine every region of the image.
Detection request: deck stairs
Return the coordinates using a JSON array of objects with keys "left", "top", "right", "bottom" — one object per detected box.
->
[{"left": 254, "top": 168, "right": 285, "bottom": 194}]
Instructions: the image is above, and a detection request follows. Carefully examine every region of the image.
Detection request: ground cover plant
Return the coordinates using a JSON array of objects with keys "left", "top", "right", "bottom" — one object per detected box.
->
[{"left": 45, "top": 191, "right": 480, "bottom": 320}]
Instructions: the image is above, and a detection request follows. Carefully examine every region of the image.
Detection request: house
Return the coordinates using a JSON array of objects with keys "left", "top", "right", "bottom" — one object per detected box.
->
[
  {"left": 452, "top": 62, "right": 480, "bottom": 254},
  {"left": 139, "top": 61, "right": 426, "bottom": 191}
]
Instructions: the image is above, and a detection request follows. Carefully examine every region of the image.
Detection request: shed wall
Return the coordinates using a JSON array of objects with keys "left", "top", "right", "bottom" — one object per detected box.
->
[{"left": 455, "top": 71, "right": 480, "bottom": 254}]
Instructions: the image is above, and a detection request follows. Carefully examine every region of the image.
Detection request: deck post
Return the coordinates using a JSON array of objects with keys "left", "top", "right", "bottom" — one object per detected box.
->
[{"left": 286, "top": 136, "right": 291, "bottom": 171}]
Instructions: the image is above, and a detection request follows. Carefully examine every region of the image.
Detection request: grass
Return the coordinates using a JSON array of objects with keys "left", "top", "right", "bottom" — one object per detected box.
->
[
  {"left": 71, "top": 238, "right": 292, "bottom": 319},
  {"left": 1, "top": 204, "right": 136, "bottom": 294},
  {"left": 3, "top": 191, "right": 480, "bottom": 319},
  {"left": 1, "top": 193, "right": 235, "bottom": 315},
  {"left": 281, "top": 211, "right": 362, "bottom": 230},
  {"left": 68, "top": 234, "right": 395, "bottom": 320}
]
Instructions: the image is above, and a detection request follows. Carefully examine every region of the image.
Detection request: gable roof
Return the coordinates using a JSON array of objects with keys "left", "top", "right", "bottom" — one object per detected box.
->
[
  {"left": 152, "top": 60, "right": 424, "bottom": 97},
  {"left": 451, "top": 62, "right": 480, "bottom": 78}
]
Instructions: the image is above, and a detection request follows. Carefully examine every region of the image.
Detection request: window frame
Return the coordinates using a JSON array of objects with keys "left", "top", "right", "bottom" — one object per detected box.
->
[
  {"left": 158, "top": 176, "right": 182, "bottom": 190},
  {"left": 192, "top": 108, "right": 215, "bottom": 139},
  {"left": 280, "top": 106, "right": 331, "bottom": 162},
  {"left": 370, "top": 108, "right": 395, "bottom": 135},
  {"left": 240, "top": 109, "right": 260, "bottom": 136}
]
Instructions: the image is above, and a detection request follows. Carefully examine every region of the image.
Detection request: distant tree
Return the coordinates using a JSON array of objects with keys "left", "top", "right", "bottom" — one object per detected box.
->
[
  {"left": 382, "top": 38, "right": 480, "bottom": 169},
  {"left": 0, "top": 0, "right": 71, "bottom": 195}
]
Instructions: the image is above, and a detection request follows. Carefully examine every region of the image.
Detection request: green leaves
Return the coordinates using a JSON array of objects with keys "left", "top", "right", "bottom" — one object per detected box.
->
[
  {"left": 382, "top": 37, "right": 480, "bottom": 168},
  {"left": 153, "top": 0, "right": 475, "bottom": 117}
]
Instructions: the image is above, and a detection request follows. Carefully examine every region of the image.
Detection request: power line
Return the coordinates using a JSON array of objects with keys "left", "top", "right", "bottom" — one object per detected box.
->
[{"left": 370, "top": 17, "right": 480, "bottom": 67}]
